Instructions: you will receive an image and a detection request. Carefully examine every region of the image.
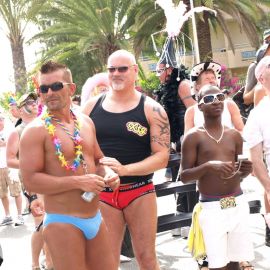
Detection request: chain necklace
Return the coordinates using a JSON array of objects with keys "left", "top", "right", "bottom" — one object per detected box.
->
[
  {"left": 42, "top": 109, "right": 83, "bottom": 171},
  {"left": 202, "top": 124, "right": 224, "bottom": 144}
]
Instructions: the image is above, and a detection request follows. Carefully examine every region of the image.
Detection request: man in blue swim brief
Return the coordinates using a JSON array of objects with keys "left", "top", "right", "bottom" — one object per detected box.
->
[{"left": 20, "top": 61, "right": 120, "bottom": 270}]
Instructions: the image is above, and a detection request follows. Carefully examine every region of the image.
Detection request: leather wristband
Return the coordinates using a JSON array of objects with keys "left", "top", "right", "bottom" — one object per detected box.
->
[{"left": 29, "top": 194, "right": 38, "bottom": 204}]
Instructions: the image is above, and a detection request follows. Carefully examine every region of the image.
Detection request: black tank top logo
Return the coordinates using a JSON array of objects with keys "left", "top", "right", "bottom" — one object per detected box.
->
[{"left": 126, "top": 121, "right": 148, "bottom": 137}]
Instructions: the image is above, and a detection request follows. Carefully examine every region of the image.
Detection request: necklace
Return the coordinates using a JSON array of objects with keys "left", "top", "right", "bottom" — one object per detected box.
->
[
  {"left": 42, "top": 109, "right": 83, "bottom": 171},
  {"left": 202, "top": 124, "right": 224, "bottom": 144}
]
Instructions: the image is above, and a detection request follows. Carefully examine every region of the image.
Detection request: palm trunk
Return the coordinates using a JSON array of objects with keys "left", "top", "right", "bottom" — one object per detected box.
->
[
  {"left": 10, "top": 35, "right": 27, "bottom": 94},
  {"left": 184, "top": 0, "right": 213, "bottom": 62},
  {"left": 196, "top": 11, "right": 213, "bottom": 62}
]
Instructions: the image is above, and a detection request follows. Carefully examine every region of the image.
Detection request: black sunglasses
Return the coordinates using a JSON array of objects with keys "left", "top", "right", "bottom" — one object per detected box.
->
[
  {"left": 107, "top": 65, "right": 135, "bottom": 73},
  {"left": 199, "top": 93, "right": 225, "bottom": 105},
  {"left": 39, "top": 82, "right": 72, "bottom": 94}
]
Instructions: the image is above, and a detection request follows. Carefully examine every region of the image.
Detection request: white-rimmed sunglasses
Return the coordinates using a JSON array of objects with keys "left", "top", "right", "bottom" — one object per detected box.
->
[{"left": 198, "top": 93, "right": 225, "bottom": 105}]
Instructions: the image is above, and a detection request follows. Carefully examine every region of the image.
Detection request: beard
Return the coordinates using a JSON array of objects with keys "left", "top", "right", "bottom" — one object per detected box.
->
[{"left": 111, "top": 81, "right": 125, "bottom": 91}]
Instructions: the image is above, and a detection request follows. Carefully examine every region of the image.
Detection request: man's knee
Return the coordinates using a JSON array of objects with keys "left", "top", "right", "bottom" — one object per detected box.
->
[
  {"left": 0, "top": 194, "right": 8, "bottom": 200},
  {"left": 136, "top": 250, "right": 158, "bottom": 269}
]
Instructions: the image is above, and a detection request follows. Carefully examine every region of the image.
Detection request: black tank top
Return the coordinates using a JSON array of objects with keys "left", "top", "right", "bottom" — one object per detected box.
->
[{"left": 90, "top": 94, "right": 153, "bottom": 184}]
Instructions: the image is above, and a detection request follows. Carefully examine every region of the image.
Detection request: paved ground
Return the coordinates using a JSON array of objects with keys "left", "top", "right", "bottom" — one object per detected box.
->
[{"left": 0, "top": 170, "right": 270, "bottom": 270}]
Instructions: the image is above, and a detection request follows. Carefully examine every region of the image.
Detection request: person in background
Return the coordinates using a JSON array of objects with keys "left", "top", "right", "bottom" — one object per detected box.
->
[
  {"left": 154, "top": 42, "right": 197, "bottom": 236},
  {"left": 185, "top": 61, "right": 244, "bottom": 133},
  {"left": 0, "top": 112, "right": 22, "bottom": 226},
  {"left": 243, "top": 41, "right": 270, "bottom": 106},
  {"left": 81, "top": 73, "right": 110, "bottom": 106},
  {"left": 244, "top": 55, "right": 270, "bottom": 248},
  {"left": 263, "top": 29, "right": 270, "bottom": 44}
]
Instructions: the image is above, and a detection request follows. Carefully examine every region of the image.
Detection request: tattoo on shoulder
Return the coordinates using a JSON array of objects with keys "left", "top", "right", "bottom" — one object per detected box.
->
[{"left": 152, "top": 106, "right": 170, "bottom": 150}]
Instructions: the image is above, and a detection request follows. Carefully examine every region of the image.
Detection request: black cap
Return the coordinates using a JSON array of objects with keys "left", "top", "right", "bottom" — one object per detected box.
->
[
  {"left": 17, "top": 92, "right": 38, "bottom": 108},
  {"left": 256, "top": 43, "right": 270, "bottom": 63}
]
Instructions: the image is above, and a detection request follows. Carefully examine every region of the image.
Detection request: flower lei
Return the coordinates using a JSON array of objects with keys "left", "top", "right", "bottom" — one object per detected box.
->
[{"left": 42, "top": 109, "right": 83, "bottom": 171}]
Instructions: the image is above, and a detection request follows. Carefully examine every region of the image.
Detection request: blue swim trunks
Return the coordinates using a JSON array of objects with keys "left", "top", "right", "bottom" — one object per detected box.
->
[{"left": 43, "top": 211, "right": 102, "bottom": 240}]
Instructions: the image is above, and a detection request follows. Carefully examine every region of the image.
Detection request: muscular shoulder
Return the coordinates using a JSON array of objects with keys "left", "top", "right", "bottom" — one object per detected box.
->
[
  {"left": 179, "top": 79, "right": 191, "bottom": 90},
  {"left": 183, "top": 126, "right": 201, "bottom": 143},
  {"left": 21, "top": 118, "right": 46, "bottom": 140},
  {"left": 225, "top": 127, "right": 242, "bottom": 142},
  {"left": 144, "top": 95, "right": 168, "bottom": 121},
  {"left": 79, "top": 112, "right": 95, "bottom": 130},
  {"left": 178, "top": 79, "right": 193, "bottom": 97}
]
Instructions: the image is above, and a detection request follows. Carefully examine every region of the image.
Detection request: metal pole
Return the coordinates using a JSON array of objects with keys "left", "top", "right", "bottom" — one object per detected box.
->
[{"left": 190, "top": 0, "right": 200, "bottom": 63}]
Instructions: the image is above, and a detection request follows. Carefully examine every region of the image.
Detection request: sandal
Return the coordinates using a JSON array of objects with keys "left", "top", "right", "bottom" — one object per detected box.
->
[
  {"left": 197, "top": 255, "right": 208, "bottom": 270},
  {"left": 239, "top": 261, "right": 254, "bottom": 270}
]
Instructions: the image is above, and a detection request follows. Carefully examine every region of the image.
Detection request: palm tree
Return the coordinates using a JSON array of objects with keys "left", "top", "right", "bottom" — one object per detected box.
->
[
  {"left": 0, "top": 0, "right": 45, "bottom": 93},
  {"left": 132, "top": 0, "right": 270, "bottom": 61},
  {"left": 194, "top": 0, "right": 270, "bottom": 61},
  {"left": 33, "top": 0, "right": 139, "bottom": 72}
]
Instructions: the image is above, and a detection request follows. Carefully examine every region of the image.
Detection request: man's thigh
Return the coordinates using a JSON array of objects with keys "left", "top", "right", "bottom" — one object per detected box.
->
[
  {"left": 43, "top": 223, "right": 87, "bottom": 270},
  {"left": 86, "top": 221, "right": 118, "bottom": 270},
  {"left": 124, "top": 192, "right": 158, "bottom": 254},
  {"left": 100, "top": 202, "right": 126, "bottom": 259}
]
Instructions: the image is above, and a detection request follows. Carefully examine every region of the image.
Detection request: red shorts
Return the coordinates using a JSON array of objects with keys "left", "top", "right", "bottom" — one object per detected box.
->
[{"left": 100, "top": 179, "right": 155, "bottom": 210}]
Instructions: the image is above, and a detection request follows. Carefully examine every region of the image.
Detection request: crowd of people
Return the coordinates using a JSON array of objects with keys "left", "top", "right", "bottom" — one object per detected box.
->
[{"left": 0, "top": 33, "right": 270, "bottom": 270}]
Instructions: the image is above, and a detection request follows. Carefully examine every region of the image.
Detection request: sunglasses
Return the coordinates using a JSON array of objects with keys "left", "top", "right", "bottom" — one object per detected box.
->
[
  {"left": 156, "top": 67, "right": 168, "bottom": 76},
  {"left": 199, "top": 93, "right": 225, "bottom": 105},
  {"left": 39, "top": 82, "right": 72, "bottom": 94},
  {"left": 107, "top": 65, "right": 135, "bottom": 73}
]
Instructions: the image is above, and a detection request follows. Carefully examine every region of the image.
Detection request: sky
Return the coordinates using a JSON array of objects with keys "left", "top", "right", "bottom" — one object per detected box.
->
[{"left": 0, "top": 23, "right": 40, "bottom": 94}]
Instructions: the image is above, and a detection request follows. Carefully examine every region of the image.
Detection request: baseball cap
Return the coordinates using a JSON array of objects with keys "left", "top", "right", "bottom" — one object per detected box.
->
[
  {"left": 256, "top": 43, "right": 270, "bottom": 63},
  {"left": 17, "top": 92, "right": 38, "bottom": 108},
  {"left": 263, "top": 29, "right": 270, "bottom": 41},
  {"left": 255, "top": 55, "right": 270, "bottom": 80}
]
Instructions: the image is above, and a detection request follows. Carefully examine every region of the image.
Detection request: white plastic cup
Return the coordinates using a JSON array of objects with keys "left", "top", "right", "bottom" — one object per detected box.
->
[{"left": 81, "top": 192, "right": 96, "bottom": 202}]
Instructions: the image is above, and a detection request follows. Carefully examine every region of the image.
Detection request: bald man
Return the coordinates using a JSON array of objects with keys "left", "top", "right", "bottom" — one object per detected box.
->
[{"left": 83, "top": 50, "right": 170, "bottom": 269}]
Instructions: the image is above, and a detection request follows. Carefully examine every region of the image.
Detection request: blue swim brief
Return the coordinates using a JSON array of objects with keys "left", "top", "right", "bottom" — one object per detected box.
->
[{"left": 43, "top": 211, "right": 102, "bottom": 240}]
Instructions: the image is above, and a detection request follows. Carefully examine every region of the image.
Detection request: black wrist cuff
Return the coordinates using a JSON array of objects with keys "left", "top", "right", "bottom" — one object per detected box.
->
[{"left": 29, "top": 194, "right": 38, "bottom": 204}]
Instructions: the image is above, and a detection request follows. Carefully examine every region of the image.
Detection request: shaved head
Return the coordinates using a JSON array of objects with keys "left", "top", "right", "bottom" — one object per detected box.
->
[{"left": 108, "top": 50, "right": 136, "bottom": 66}]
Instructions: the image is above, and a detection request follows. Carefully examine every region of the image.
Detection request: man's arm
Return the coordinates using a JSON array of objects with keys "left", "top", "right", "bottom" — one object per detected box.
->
[
  {"left": 184, "top": 106, "right": 195, "bottom": 134},
  {"left": 180, "top": 132, "right": 207, "bottom": 182},
  {"left": 178, "top": 80, "right": 196, "bottom": 108},
  {"left": 243, "top": 89, "right": 255, "bottom": 105},
  {"left": 250, "top": 143, "right": 270, "bottom": 195},
  {"left": 243, "top": 63, "right": 257, "bottom": 105},
  {"left": 227, "top": 100, "right": 244, "bottom": 132},
  {"left": 20, "top": 124, "right": 105, "bottom": 195},
  {"left": 6, "top": 130, "right": 20, "bottom": 169}
]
